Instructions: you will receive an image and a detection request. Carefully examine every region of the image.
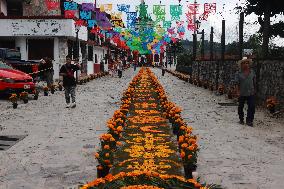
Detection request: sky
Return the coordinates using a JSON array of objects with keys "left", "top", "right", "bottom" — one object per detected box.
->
[{"left": 76, "top": 0, "right": 284, "bottom": 46}]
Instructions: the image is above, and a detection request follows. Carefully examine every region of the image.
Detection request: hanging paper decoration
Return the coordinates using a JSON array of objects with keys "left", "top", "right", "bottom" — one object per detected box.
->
[
  {"left": 126, "top": 12, "right": 137, "bottom": 28},
  {"left": 112, "top": 19, "right": 124, "bottom": 28},
  {"left": 64, "top": 10, "right": 76, "bottom": 18},
  {"left": 153, "top": 5, "right": 166, "bottom": 22},
  {"left": 45, "top": 0, "right": 60, "bottom": 10},
  {"left": 100, "top": 4, "right": 112, "bottom": 12},
  {"left": 199, "top": 3, "right": 216, "bottom": 21},
  {"left": 138, "top": 4, "right": 148, "bottom": 19},
  {"left": 170, "top": 5, "right": 182, "bottom": 21},
  {"left": 163, "top": 21, "right": 172, "bottom": 29},
  {"left": 117, "top": 4, "right": 130, "bottom": 12},
  {"left": 87, "top": 20, "right": 97, "bottom": 28},
  {"left": 80, "top": 10, "right": 91, "bottom": 20},
  {"left": 186, "top": 3, "right": 200, "bottom": 31},
  {"left": 63, "top": 1, "right": 78, "bottom": 10},
  {"left": 82, "top": 3, "right": 95, "bottom": 11},
  {"left": 75, "top": 19, "right": 85, "bottom": 26}
]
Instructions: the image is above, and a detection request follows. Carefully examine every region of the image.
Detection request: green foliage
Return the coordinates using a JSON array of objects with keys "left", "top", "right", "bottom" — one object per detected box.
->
[
  {"left": 244, "top": 0, "right": 284, "bottom": 38},
  {"left": 177, "top": 52, "right": 192, "bottom": 66}
]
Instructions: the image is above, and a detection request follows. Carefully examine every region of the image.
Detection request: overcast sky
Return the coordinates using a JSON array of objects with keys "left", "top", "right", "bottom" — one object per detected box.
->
[{"left": 76, "top": 0, "right": 283, "bottom": 46}]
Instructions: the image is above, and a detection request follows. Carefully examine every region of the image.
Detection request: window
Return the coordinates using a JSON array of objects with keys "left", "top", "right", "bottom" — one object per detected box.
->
[
  {"left": 7, "top": 1, "right": 23, "bottom": 16},
  {"left": 28, "top": 39, "right": 54, "bottom": 60},
  {"left": 88, "top": 46, "right": 93, "bottom": 61}
]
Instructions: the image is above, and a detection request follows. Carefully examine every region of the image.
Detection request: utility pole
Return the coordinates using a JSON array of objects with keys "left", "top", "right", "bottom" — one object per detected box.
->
[{"left": 239, "top": 12, "right": 244, "bottom": 59}]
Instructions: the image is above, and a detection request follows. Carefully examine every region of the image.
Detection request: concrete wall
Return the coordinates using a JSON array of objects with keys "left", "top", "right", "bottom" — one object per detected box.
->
[
  {"left": 177, "top": 59, "right": 284, "bottom": 108},
  {"left": 0, "top": 0, "right": 7, "bottom": 16}
]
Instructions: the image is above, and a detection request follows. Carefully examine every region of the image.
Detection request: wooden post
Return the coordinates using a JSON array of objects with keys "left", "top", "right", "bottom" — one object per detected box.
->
[
  {"left": 239, "top": 12, "right": 244, "bottom": 59},
  {"left": 192, "top": 34, "right": 197, "bottom": 60},
  {"left": 221, "top": 20, "right": 225, "bottom": 61},
  {"left": 210, "top": 27, "right": 213, "bottom": 60},
  {"left": 201, "top": 29, "right": 205, "bottom": 60}
]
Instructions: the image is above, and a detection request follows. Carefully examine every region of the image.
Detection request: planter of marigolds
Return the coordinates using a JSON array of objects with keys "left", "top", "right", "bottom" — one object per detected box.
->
[
  {"left": 43, "top": 86, "right": 49, "bottom": 96},
  {"left": 33, "top": 89, "right": 39, "bottom": 100},
  {"left": 20, "top": 91, "right": 29, "bottom": 104},
  {"left": 50, "top": 85, "right": 55, "bottom": 94},
  {"left": 218, "top": 85, "right": 225, "bottom": 95},
  {"left": 9, "top": 93, "right": 18, "bottom": 109},
  {"left": 266, "top": 96, "right": 278, "bottom": 114}
]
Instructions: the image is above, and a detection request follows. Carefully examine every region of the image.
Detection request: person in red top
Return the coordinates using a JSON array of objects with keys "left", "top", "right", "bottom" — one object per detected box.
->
[{"left": 59, "top": 56, "right": 80, "bottom": 108}]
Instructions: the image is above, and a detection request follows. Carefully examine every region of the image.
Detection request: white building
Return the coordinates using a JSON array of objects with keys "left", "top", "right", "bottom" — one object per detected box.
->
[{"left": 0, "top": 0, "right": 108, "bottom": 79}]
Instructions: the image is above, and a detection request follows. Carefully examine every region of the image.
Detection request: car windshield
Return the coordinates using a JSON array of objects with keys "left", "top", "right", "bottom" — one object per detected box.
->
[
  {"left": 0, "top": 61, "right": 13, "bottom": 69},
  {"left": 6, "top": 50, "right": 21, "bottom": 60}
]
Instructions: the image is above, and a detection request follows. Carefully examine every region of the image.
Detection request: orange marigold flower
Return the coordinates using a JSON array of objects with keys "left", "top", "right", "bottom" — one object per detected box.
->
[
  {"left": 95, "top": 153, "right": 100, "bottom": 158},
  {"left": 104, "top": 145, "right": 110, "bottom": 150},
  {"left": 180, "top": 151, "right": 185, "bottom": 158}
]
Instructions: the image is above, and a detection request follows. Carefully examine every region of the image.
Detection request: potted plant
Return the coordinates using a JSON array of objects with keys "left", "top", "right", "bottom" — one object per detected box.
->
[
  {"left": 43, "top": 86, "right": 49, "bottom": 96},
  {"left": 9, "top": 93, "right": 18, "bottom": 109},
  {"left": 218, "top": 84, "right": 225, "bottom": 95},
  {"left": 58, "top": 83, "right": 63, "bottom": 91},
  {"left": 33, "top": 89, "right": 39, "bottom": 100},
  {"left": 266, "top": 96, "right": 278, "bottom": 114},
  {"left": 50, "top": 85, "right": 55, "bottom": 94},
  {"left": 20, "top": 91, "right": 29, "bottom": 104}
]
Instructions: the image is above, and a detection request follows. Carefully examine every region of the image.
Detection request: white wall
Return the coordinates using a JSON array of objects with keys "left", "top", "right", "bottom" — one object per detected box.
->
[
  {"left": 0, "top": 19, "right": 87, "bottom": 41},
  {"left": 0, "top": 0, "right": 7, "bottom": 16}
]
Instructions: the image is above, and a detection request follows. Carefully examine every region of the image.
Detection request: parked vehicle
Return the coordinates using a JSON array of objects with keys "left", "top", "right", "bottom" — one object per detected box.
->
[
  {"left": 0, "top": 48, "right": 39, "bottom": 78},
  {"left": 0, "top": 60, "right": 35, "bottom": 94}
]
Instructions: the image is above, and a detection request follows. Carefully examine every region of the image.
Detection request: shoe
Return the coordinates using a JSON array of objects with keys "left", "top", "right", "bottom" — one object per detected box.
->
[
  {"left": 246, "top": 122, "right": 253, "bottom": 127},
  {"left": 71, "top": 102, "right": 76, "bottom": 108},
  {"left": 66, "top": 103, "right": 70, "bottom": 108},
  {"left": 239, "top": 120, "right": 244, "bottom": 125}
]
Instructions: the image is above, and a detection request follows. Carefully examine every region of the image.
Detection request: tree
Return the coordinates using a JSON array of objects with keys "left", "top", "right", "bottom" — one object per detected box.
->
[{"left": 243, "top": 0, "right": 284, "bottom": 58}]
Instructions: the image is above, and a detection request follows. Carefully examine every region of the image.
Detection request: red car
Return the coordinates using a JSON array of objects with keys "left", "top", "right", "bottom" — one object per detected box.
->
[{"left": 0, "top": 61, "right": 35, "bottom": 94}]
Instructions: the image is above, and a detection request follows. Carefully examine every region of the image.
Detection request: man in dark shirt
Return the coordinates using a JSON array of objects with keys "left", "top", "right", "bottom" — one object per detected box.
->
[{"left": 59, "top": 57, "right": 80, "bottom": 108}]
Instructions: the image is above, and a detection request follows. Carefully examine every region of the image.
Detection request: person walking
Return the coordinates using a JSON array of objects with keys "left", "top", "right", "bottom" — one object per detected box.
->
[
  {"left": 43, "top": 57, "right": 54, "bottom": 88},
  {"left": 117, "top": 58, "right": 123, "bottom": 78},
  {"left": 133, "top": 60, "right": 137, "bottom": 71},
  {"left": 59, "top": 57, "right": 80, "bottom": 108},
  {"left": 234, "top": 58, "right": 256, "bottom": 126}
]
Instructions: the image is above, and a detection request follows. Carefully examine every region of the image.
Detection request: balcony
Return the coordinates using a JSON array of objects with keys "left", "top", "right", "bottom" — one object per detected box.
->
[{"left": 0, "top": 17, "right": 87, "bottom": 40}]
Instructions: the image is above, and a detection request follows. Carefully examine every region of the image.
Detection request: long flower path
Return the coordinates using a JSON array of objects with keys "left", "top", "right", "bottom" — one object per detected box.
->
[{"left": 82, "top": 68, "right": 220, "bottom": 189}]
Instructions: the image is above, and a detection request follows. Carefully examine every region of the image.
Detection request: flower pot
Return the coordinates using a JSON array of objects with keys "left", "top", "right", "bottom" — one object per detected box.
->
[
  {"left": 13, "top": 103, "right": 18, "bottom": 109},
  {"left": 58, "top": 85, "right": 63, "bottom": 91},
  {"left": 51, "top": 88, "right": 55, "bottom": 94},
  {"left": 184, "top": 164, "right": 197, "bottom": 179},
  {"left": 23, "top": 98, "right": 28, "bottom": 104},
  {"left": 97, "top": 165, "right": 110, "bottom": 178},
  {"left": 269, "top": 106, "right": 275, "bottom": 114}
]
